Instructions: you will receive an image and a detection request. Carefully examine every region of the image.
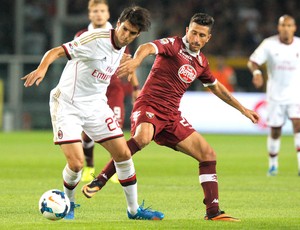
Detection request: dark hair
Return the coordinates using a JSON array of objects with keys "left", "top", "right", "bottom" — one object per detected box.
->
[
  {"left": 118, "top": 6, "right": 151, "bottom": 32},
  {"left": 189, "top": 13, "right": 214, "bottom": 32}
]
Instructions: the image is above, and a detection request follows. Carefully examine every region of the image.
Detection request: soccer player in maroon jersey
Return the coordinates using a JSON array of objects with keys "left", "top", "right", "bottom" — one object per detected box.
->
[
  {"left": 75, "top": 0, "right": 140, "bottom": 182},
  {"left": 82, "top": 13, "right": 259, "bottom": 221}
]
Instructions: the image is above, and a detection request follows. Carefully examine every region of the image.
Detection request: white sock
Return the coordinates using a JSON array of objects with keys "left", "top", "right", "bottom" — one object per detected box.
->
[
  {"left": 267, "top": 136, "right": 280, "bottom": 168},
  {"left": 62, "top": 164, "right": 82, "bottom": 202},
  {"left": 114, "top": 158, "right": 139, "bottom": 214},
  {"left": 294, "top": 133, "right": 300, "bottom": 170}
]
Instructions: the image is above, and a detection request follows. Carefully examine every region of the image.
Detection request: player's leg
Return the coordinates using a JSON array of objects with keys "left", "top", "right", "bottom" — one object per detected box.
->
[
  {"left": 266, "top": 102, "right": 285, "bottom": 176},
  {"left": 82, "top": 122, "right": 153, "bottom": 197},
  {"left": 49, "top": 90, "right": 84, "bottom": 219},
  {"left": 81, "top": 131, "right": 95, "bottom": 182},
  {"left": 176, "top": 132, "right": 239, "bottom": 222},
  {"left": 60, "top": 142, "right": 84, "bottom": 219},
  {"left": 267, "top": 127, "right": 281, "bottom": 176},
  {"left": 291, "top": 118, "right": 300, "bottom": 175},
  {"left": 100, "top": 136, "right": 163, "bottom": 220}
]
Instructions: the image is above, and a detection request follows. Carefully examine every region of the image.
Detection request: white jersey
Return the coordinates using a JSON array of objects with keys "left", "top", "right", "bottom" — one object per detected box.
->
[
  {"left": 59, "top": 28, "right": 125, "bottom": 102},
  {"left": 250, "top": 35, "right": 300, "bottom": 104}
]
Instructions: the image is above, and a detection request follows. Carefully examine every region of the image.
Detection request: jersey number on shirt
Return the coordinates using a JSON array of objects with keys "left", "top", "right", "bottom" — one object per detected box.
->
[{"left": 105, "top": 116, "right": 120, "bottom": 131}]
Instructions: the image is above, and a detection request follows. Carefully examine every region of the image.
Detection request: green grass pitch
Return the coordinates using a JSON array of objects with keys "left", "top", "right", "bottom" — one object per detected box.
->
[{"left": 0, "top": 131, "right": 300, "bottom": 229}]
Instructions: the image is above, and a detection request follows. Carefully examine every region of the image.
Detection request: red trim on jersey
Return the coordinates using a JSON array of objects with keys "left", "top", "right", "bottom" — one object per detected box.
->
[
  {"left": 110, "top": 29, "right": 121, "bottom": 50},
  {"left": 74, "top": 28, "right": 88, "bottom": 38},
  {"left": 95, "top": 134, "right": 124, "bottom": 143},
  {"left": 62, "top": 45, "right": 71, "bottom": 60},
  {"left": 119, "top": 174, "right": 136, "bottom": 184},
  {"left": 54, "top": 139, "right": 82, "bottom": 145}
]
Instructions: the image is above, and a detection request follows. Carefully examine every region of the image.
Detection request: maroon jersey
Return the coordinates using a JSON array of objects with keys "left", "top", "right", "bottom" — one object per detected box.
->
[{"left": 136, "top": 36, "right": 216, "bottom": 112}]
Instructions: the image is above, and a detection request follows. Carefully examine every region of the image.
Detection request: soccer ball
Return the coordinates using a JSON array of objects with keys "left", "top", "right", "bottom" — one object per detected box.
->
[{"left": 38, "top": 189, "right": 70, "bottom": 220}]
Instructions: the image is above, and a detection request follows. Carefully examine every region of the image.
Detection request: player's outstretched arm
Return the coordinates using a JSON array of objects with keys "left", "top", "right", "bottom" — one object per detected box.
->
[
  {"left": 117, "top": 43, "right": 156, "bottom": 80},
  {"left": 21, "top": 46, "right": 66, "bottom": 87},
  {"left": 208, "top": 81, "right": 259, "bottom": 124}
]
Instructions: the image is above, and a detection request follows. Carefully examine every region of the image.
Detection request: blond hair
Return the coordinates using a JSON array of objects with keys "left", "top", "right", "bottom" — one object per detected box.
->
[{"left": 88, "top": 0, "right": 108, "bottom": 10}]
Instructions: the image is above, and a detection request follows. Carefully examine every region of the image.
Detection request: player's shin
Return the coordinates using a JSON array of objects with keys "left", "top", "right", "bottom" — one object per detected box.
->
[
  {"left": 294, "top": 133, "right": 300, "bottom": 173},
  {"left": 114, "top": 158, "right": 139, "bottom": 214},
  {"left": 199, "top": 161, "right": 219, "bottom": 216},
  {"left": 96, "top": 138, "right": 141, "bottom": 185},
  {"left": 62, "top": 164, "right": 82, "bottom": 202}
]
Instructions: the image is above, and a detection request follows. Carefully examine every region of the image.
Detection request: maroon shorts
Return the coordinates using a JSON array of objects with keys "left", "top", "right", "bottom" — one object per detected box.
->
[{"left": 130, "top": 102, "right": 195, "bottom": 149}]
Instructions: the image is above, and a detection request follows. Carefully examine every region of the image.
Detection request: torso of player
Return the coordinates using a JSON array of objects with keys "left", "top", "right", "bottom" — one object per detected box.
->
[
  {"left": 250, "top": 35, "right": 300, "bottom": 103},
  {"left": 59, "top": 29, "right": 125, "bottom": 102},
  {"left": 137, "top": 36, "right": 215, "bottom": 111}
]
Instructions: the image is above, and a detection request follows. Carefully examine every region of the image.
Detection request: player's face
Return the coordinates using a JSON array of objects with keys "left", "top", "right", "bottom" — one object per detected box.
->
[
  {"left": 88, "top": 3, "right": 110, "bottom": 28},
  {"left": 114, "top": 20, "right": 140, "bottom": 47},
  {"left": 278, "top": 17, "right": 296, "bottom": 44},
  {"left": 186, "top": 22, "right": 211, "bottom": 52}
]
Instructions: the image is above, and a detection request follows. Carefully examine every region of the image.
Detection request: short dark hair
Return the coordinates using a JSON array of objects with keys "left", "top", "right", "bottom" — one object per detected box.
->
[
  {"left": 118, "top": 6, "right": 151, "bottom": 32},
  {"left": 189, "top": 13, "right": 214, "bottom": 32}
]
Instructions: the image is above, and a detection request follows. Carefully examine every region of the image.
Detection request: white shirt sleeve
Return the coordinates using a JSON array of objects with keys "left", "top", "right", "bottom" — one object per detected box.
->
[
  {"left": 249, "top": 39, "right": 269, "bottom": 65},
  {"left": 63, "top": 31, "right": 97, "bottom": 61}
]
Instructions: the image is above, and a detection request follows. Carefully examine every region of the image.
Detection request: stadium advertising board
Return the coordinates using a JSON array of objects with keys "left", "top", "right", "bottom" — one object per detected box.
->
[{"left": 180, "top": 92, "right": 293, "bottom": 134}]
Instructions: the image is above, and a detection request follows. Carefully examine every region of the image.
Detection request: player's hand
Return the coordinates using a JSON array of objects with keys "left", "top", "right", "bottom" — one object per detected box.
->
[
  {"left": 21, "top": 69, "right": 46, "bottom": 87},
  {"left": 117, "top": 59, "right": 139, "bottom": 80},
  {"left": 252, "top": 73, "right": 264, "bottom": 88},
  {"left": 120, "top": 53, "right": 132, "bottom": 64},
  {"left": 242, "top": 108, "right": 260, "bottom": 124}
]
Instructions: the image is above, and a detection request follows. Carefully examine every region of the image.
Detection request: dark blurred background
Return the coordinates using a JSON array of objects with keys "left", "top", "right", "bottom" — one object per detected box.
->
[{"left": 1, "top": 0, "right": 299, "bottom": 130}]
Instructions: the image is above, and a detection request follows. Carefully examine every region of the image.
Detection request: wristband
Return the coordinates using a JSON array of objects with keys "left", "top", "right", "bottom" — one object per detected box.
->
[
  {"left": 252, "top": 69, "right": 262, "bottom": 75},
  {"left": 133, "top": 85, "right": 140, "bottom": 91}
]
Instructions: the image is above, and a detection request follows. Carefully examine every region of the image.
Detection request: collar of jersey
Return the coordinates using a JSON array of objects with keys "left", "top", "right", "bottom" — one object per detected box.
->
[{"left": 182, "top": 36, "right": 201, "bottom": 58}]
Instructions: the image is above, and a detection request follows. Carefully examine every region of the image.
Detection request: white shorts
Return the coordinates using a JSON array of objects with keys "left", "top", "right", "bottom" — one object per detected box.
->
[
  {"left": 266, "top": 102, "right": 300, "bottom": 127},
  {"left": 49, "top": 89, "right": 123, "bottom": 144}
]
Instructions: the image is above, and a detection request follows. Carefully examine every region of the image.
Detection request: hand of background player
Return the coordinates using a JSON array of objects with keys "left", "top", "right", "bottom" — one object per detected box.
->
[
  {"left": 252, "top": 73, "right": 264, "bottom": 88},
  {"left": 242, "top": 108, "right": 260, "bottom": 124},
  {"left": 21, "top": 68, "right": 46, "bottom": 87}
]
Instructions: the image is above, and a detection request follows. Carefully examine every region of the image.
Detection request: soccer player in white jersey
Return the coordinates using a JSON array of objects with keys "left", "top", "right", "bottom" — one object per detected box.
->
[
  {"left": 76, "top": 0, "right": 140, "bottom": 183},
  {"left": 248, "top": 15, "right": 300, "bottom": 176},
  {"left": 22, "top": 6, "right": 164, "bottom": 220}
]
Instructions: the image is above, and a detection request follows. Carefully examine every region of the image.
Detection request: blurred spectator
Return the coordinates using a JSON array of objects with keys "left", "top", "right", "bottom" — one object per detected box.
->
[{"left": 211, "top": 56, "right": 237, "bottom": 92}]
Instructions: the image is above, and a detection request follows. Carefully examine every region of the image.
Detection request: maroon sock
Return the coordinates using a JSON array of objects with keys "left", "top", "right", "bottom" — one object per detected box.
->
[
  {"left": 96, "top": 138, "right": 141, "bottom": 186},
  {"left": 127, "top": 138, "right": 141, "bottom": 155},
  {"left": 199, "top": 161, "right": 219, "bottom": 216},
  {"left": 83, "top": 145, "right": 94, "bottom": 167}
]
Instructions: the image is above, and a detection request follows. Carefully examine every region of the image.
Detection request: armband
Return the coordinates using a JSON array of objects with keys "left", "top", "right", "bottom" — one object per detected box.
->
[{"left": 252, "top": 69, "right": 262, "bottom": 75}]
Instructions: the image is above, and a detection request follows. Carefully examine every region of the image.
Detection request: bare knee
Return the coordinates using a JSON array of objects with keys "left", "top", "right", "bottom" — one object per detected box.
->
[
  {"left": 201, "top": 146, "right": 216, "bottom": 162},
  {"left": 134, "top": 134, "right": 151, "bottom": 149},
  {"left": 68, "top": 159, "right": 84, "bottom": 172},
  {"left": 271, "top": 127, "right": 282, "bottom": 139}
]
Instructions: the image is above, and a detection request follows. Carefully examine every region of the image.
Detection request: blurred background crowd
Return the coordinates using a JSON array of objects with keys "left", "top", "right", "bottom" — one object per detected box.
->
[
  {"left": 1, "top": 0, "right": 300, "bottom": 55},
  {"left": 1, "top": 0, "right": 300, "bottom": 130}
]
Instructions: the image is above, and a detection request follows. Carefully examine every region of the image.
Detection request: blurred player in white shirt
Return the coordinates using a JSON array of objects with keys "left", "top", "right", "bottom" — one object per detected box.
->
[
  {"left": 22, "top": 6, "right": 164, "bottom": 221},
  {"left": 248, "top": 15, "right": 300, "bottom": 176}
]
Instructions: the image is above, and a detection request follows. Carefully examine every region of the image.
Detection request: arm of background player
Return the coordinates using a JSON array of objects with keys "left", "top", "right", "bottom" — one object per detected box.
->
[
  {"left": 117, "top": 43, "right": 156, "bottom": 80},
  {"left": 208, "top": 81, "right": 260, "bottom": 124},
  {"left": 247, "top": 60, "right": 264, "bottom": 88},
  {"left": 130, "top": 72, "right": 140, "bottom": 103},
  {"left": 21, "top": 46, "right": 66, "bottom": 87}
]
